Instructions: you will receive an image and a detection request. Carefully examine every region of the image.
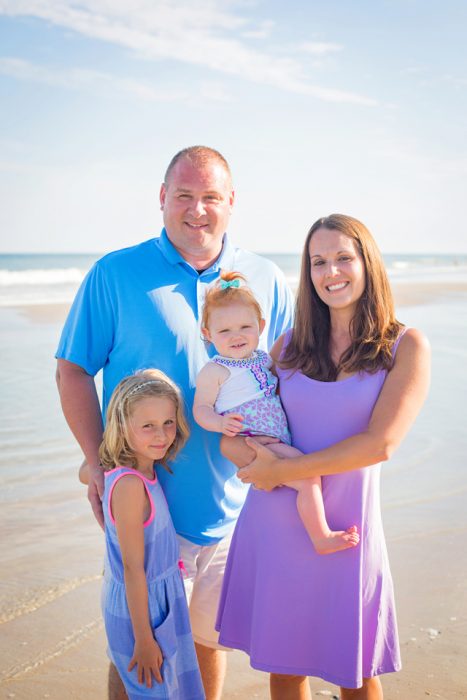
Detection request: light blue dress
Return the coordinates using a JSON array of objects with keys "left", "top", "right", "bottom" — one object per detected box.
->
[{"left": 102, "top": 467, "right": 205, "bottom": 700}]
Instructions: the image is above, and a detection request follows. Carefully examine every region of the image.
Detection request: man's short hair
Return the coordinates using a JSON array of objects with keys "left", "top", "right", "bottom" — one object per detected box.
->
[{"left": 164, "top": 146, "right": 232, "bottom": 185}]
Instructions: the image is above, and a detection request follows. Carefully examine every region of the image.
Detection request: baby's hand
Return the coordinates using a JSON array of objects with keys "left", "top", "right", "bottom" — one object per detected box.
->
[
  {"left": 221, "top": 413, "right": 244, "bottom": 437},
  {"left": 128, "top": 638, "right": 163, "bottom": 687}
]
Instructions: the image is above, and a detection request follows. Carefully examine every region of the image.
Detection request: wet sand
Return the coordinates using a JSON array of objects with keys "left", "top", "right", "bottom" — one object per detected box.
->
[{"left": 1, "top": 279, "right": 467, "bottom": 699}]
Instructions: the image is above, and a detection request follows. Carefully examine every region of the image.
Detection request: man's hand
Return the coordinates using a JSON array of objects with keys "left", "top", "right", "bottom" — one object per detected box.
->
[
  {"left": 237, "top": 438, "right": 285, "bottom": 491},
  {"left": 88, "top": 462, "right": 105, "bottom": 529}
]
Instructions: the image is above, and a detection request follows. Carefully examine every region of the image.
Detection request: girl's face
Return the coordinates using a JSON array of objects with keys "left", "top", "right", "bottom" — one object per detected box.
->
[
  {"left": 203, "top": 302, "right": 266, "bottom": 359},
  {"left": 309, "top": 227, "right": 366, "bottom": 315},
  {"left": 127, "top": 396, "right": 177, "bottom": 472}
]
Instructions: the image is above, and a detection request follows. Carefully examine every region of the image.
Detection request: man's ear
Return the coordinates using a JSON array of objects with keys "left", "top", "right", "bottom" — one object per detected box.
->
[{"left": 159, "top": 182, "right": 166, "bottom": 210}]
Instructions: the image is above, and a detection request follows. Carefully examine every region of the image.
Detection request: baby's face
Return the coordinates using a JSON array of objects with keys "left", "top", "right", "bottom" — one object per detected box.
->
[{"left": 203, "top": 303, "right": 265, "bottom": 359}]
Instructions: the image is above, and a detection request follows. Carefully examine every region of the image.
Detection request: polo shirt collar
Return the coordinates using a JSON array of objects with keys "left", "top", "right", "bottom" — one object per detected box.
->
[{"left": 157, "top": 228, "right": 235, "bottom": 274}]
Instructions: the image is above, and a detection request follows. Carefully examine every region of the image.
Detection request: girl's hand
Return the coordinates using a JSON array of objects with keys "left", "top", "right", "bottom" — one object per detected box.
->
[
  {"left": 221, "top": 413, "right": 244, "bottom": 437},
  {"left": 128, "top": 638, "right": 163, "bottom": 687},
  {"left": 237, "top": 438, "right": 285, "bottom": 491}
]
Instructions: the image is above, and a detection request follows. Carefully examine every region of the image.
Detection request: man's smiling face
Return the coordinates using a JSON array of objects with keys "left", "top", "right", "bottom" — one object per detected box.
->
[{"left": 160, "top": 156, "right": 234, "bottom": 269}]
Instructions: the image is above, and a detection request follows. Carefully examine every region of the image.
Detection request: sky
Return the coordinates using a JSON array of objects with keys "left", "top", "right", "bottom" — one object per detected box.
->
[{"left": 0, "top": 0, "right": 466, "bottom": 254}]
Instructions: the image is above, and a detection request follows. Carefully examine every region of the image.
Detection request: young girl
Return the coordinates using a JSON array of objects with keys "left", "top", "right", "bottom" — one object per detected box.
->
[
  {"left": 99, "top": 369, "right": 205, "bottom": 700},
  {"left": 193, "top": 272, "right": 359, "bottom": 555}
]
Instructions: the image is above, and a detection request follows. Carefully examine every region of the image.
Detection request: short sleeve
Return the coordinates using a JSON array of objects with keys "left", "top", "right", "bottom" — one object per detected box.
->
[
  {"left": 55, "top": 260, "right": 116, "bottom": 376},
  {"left": 266, "top": 268, "right": 294, "bottom": 349}
]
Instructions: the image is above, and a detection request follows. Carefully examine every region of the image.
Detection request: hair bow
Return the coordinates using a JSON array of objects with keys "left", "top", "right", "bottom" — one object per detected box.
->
[{"left": 220, "top": 279, "right": 240, "bottom": 290}]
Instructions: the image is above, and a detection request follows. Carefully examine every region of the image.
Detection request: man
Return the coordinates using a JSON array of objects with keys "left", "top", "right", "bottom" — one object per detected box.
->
[{"left": 56, "top": 146, "right": 293, "bottom": 700}]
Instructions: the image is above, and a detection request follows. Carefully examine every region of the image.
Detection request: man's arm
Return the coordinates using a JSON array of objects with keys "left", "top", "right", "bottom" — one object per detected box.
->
[{"left": 56, "top": 358, "right": 105, "bottom": 527}]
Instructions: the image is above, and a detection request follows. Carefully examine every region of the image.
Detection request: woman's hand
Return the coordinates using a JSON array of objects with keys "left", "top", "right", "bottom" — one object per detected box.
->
[
  {"left": 128, "top": 638, "right": 163, "bottom": 687},
  {"left": 237, "top": 438, "right": 285, "bottom": 491}
]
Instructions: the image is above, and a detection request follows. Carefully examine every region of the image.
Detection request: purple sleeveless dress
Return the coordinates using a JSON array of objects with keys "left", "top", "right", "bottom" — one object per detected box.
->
[{"left": 216, "top": 332, "right": 402, "bottom": 689}]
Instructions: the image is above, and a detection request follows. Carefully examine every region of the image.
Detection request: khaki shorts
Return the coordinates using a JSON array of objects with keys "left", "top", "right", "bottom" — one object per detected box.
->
[{"left": 177, "top": 534, "right": 232, "bottom": 651}]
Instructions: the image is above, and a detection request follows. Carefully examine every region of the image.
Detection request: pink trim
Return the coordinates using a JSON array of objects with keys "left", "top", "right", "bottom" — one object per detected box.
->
[
  {"left": 107, "top": 468, "right": 156, "bottom": 528},
  {"left": 105, "top": 465, "right": 157, "bottom": 484}
]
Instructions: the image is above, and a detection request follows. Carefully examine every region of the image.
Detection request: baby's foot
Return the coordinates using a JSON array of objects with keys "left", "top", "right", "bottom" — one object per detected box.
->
[{"left": 313, "top": 525, "right": 360, "bottom": 555}]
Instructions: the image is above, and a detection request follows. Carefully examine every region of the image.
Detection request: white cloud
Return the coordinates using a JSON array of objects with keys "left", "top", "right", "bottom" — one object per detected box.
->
[
  {"left": 299, "top": 41, "right": 344, "bottom": 56},
  {"left": 0, "top": 0, "right": 376, "bottom": 105},
  {"left": 0, "top": 56, "right": 189, "bottom": 101},
  {"left": 199, "top": 81, "right": 232, "bottom": 102},
  {"left": 242, "top": 19, "right": 275, "bottom": 39}
]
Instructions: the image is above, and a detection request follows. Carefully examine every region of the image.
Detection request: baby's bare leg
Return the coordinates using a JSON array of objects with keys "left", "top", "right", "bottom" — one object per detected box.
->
[
  {"left": 266, "top": 442, "right": 360, "bottom": 555},
  {"left": 221, "top": 435, "right": 256, "bottom": 468},
  {"left": 221, "top": 434, "right": 280, "bottom": 468}
]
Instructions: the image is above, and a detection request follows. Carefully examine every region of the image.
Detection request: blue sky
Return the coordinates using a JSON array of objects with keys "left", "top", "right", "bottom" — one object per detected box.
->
[{"left": 0, "top": 0, "right": 466, "bottom": 253}]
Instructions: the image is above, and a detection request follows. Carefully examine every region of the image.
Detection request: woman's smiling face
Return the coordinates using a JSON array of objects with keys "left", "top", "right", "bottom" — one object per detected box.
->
[{"left": 309, "top": 227, "right": 366, "bottom": 315}]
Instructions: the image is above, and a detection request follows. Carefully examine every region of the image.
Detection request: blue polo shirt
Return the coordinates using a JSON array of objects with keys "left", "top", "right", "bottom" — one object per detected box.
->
[{"left": 56, "top": 230, "right": 293, "bottom": 544}]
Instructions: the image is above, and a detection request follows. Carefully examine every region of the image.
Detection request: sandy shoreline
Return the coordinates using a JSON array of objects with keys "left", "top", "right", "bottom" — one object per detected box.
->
[
  {"left": 10, "top": 278, "right": 467, "bottom": 325},
  {"left": 2, "top": 518, "right": 465, "bottom": 700},
  {"left": 1, "top": 280, "right": 467, "bottom": 699}
]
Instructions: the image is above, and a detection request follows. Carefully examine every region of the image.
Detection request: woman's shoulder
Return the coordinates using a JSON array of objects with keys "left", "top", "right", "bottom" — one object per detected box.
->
[
  {"left": 396, "top": 327, "right": 430, "bottom": 354},
  {"left": 392, "top": 327, "right": 431, "bottom": 371}
]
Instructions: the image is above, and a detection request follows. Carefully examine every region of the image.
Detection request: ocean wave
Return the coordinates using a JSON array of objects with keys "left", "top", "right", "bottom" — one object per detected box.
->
[
  {"left": 0, "top": 268, "right": 86, "bottom": 286},
  {"left": 388, "top": 264, "right": 467, "bottom": 281}
]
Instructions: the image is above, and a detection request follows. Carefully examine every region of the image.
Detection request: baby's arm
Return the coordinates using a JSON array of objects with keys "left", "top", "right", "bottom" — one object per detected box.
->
[
  {"left": 193, "top": 363, "right": 244, "bottom": 437},
  {"left": 112, "top": 477, "right": 163, "bottom": 687}
]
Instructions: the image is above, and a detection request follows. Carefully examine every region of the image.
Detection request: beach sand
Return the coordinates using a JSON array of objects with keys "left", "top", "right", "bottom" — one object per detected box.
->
[{"left": 1, "top": 280, "right": 467, "bottom": 699}]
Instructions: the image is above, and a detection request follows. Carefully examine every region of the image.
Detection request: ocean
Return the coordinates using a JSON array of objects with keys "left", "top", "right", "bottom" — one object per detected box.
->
[{"left": 1, "top": 251, "right": 467, "bottom": 307}]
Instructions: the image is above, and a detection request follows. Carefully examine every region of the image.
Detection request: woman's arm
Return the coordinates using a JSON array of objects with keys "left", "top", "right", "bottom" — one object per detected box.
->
[
  {"left": 193, "top": 363, "right": 244, "bottom": 437},
  {"left": 238, "top": 329, "right": 431, "bottom": 490},
  {"left": 112, "top": 477, "right": 163, "bottom": 687}
]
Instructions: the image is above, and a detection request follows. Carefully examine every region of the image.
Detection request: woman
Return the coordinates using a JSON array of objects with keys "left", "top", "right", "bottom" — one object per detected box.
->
[{"left": 216, "top": 214, "right": 431, "bottom": 700}]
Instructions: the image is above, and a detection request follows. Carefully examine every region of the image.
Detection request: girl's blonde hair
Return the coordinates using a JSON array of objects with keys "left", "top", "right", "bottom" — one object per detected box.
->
[
  {"left": 99, "top": 369, "right": 189, "bottom": 472},
  {"left": 201, "top": 271, "right": 263, "bottom": 333},
  {"left": 281, "top": 214, "right": 404, "bottom": 381}
]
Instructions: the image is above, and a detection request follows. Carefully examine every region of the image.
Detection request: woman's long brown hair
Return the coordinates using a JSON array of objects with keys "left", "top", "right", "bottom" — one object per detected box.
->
[{"left": 280, "top": 214, "right": 404, "bottom": 381}]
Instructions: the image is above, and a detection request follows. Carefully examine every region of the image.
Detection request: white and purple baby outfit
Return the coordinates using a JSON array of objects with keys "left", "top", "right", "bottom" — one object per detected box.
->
[{"left": 211, "top": 349, "right": 291, "bottom": 445}]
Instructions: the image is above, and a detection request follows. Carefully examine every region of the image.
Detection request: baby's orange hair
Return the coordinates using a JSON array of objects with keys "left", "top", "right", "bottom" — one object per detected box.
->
[{"left": 201, "top": 271, "right": 263, "bottom": 332}]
